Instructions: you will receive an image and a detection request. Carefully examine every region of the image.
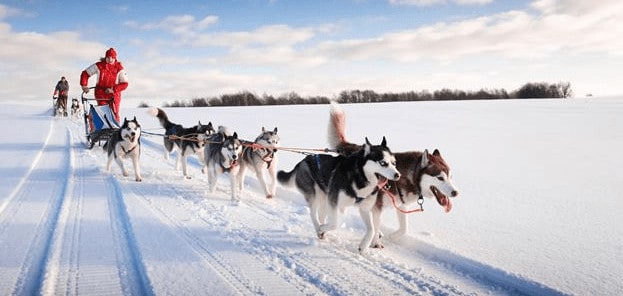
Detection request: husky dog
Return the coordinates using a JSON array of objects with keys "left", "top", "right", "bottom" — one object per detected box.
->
[
  {"left": 278, "top": 137, "right": 401, "bottom": 252},
  {"left": 204, "top": 127, "right": 244, "bottom": 202},
  {"left": 53, "top": 98, "right": 65, "bottom": 117},
  {"left": 327, "top": 101, "right": 459, "bottom": 243},
  {"left": 70, "top": 98, "right": 82, "bottom": 118},
  {"left": 149, "top": 107, "right": 215, "bottom": 179},
  {"left": 238, "top": 127, "right": 280, "bottom": 199},
  {"left": 104, "top": 117, "right": 142, "bottom": 182}
]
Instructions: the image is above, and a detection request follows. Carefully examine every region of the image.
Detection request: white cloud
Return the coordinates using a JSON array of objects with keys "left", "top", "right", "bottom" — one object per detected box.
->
[
  {"left": 310, "top": 1, "right": 623, "bottom": 64},
  {"left": 125, "top": 14, "right": 219, "bottom": 38}
]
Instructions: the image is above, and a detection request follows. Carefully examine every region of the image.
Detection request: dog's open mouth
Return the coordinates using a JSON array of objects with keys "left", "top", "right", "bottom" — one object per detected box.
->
[
  {"left": 375, "top": 174, "right": 388, "bottom": 188},
  {"left": 431, "top": 185, "right": 452, "bottom": 213}
]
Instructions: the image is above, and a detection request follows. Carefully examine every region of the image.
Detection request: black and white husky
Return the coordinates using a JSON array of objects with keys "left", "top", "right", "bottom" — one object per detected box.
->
[
  {"left": 70, "top": 98, "right": 82, "bottom": 119},
  {"left": 149, "top": 107, "right": 215, "bottom": 179},
  {"left": 104, "top": 117, "right": 142, "bottom": 182},
  {"left": 278, "top": 136, "right": 401, "bottom": 252},
  {"left": 238, "top": 127, "right": 280, "bottom": 199},
  {"left": 327, "top": 102, "right": 459, "bottom": 244},
  {"left": 204, "top": 127, "right": 244, "bottom": 203}
]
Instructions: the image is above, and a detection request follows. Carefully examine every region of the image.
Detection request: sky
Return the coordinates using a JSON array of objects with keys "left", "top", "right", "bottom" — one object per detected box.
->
[{"left": 1, "top": 0, "right": 622, "bottom": 106}]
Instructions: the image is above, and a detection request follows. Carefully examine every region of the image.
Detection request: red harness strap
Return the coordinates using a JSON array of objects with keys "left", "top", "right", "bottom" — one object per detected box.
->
[{"left": 378, "top": 184, "right": 424, "bottom": 214}]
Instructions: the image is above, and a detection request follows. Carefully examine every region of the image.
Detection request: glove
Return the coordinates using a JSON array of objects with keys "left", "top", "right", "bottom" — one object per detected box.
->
[{"left": 81, "top": 85, "right": 89, "bottom": 93}]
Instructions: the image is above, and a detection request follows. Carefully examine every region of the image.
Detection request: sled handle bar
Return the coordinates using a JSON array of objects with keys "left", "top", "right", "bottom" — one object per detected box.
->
[{"left": 81, "top": 87, "right": 113, "bottom": 103}]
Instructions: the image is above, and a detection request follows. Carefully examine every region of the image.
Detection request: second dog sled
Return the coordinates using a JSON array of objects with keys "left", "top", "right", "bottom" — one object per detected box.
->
[{"left": 81, "top": 87, "right": 119, "bottom": 149}]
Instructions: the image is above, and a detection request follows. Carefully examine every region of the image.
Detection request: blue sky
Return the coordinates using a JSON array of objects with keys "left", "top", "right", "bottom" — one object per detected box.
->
[{"left": 1, "top": 0, "right": 622, "bottom": 105}]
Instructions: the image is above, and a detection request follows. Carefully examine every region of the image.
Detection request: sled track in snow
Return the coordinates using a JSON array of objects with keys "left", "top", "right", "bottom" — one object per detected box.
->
[
  {"left": 0, "top": 121, "right": 76, "bottom": 294},
  {"left": 12, "top": 125, "right": 72, "bottom": 295},
  {"left": 106, "top": 176, "right": 154, "bottom": 296},
  {"left": 1, "top": 118, "right": 153, "bottom": 295},
  {"left": 70, "top": 119, "right": 153, "bottom": 295}
]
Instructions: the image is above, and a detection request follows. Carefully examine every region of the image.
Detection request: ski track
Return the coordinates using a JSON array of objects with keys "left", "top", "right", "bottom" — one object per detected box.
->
[{"left": 0, "top": 117, "right": 568, "bottom": 295}]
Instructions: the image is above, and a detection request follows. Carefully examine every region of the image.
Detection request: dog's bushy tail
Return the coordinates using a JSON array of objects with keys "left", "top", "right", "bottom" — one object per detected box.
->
[
  {"left": 327, "top": 101, "right": 347, "bottom": 148},
  {"left": 277, "top": 169, "right": 295, "bottom": 187},
  {"left": 147, "top": 107, "right": 173, "bottom": 129}
]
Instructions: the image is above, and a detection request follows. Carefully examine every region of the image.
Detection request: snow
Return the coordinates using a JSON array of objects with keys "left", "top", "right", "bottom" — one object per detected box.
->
[{"left": 1, "top": 98, "right": 622, "bottom": 295}]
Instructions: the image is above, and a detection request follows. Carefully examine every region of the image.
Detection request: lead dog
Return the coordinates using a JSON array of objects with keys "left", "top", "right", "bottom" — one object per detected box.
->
[
  {"left": 278, "top": 136, "right": 401, "bottom": 252},
  {"left": 238, "top": 127, "right": 280, "bottom": 199},
  {"left": 204, "top": 127, "right": 244, "bottom": 203},
  {"left": 104, "top": 117, "right": 143, "bottom": 182},
  {"left": 149, "top": 107, "right": 215, "bottom": 179},
  {"left": 327, "top": 102, "right": 459, "bottom": 245}
]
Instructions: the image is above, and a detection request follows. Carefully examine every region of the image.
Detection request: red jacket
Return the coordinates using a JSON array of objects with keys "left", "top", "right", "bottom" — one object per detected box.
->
[{"left": 80, "top": 60, "right": 128, "bottom": 102}]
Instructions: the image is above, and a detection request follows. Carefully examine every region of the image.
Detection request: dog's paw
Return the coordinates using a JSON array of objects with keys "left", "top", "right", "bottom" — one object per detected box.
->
[
  {"left": 371, "top": 241, "right": 384, "bottom": 249},
  {"left": 266, "top": 194, "right": 273, "bottom": 199},
  {"left": 388, "top": 230, "right": 406, "bottom": 240},
  {"left": 135, "top": 177, "right": 142, "bottom": 182},
  {"left": 122, "top": 171, "right": 129, "bottom": 177}
]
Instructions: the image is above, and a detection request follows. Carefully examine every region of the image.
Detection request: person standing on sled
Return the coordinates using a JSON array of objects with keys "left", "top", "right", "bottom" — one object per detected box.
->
[
  {"left": 53, "top": 76, "right": 69, "bottom": 116},
  {"left": 80, "top": 47, "right": 128, "bottom": 122}
]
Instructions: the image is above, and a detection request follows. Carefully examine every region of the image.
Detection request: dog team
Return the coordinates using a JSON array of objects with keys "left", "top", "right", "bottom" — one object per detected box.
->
[{"left": 101, "top": 102, "right": 459, "bottom": 252}]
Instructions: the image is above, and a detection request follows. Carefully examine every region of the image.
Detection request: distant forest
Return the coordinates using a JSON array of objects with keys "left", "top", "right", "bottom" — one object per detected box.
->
[{"left": 142, "top": 81, "right": 572, "bottom": 108}]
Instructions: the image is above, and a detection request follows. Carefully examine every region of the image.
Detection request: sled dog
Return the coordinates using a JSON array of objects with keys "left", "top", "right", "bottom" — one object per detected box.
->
[
  {"left": 277, "top": 137, "right": 401, "bottom": 252},
  {"left": 104, "top": 116, "right": 143, "bottom": 182},
  {"left": 238, "top": 127, "right": 280, "bottom": 199},
  {"left": 204, "top": 126, "right": 244, "bottom": 202},
  {"left": 149, "top": 107, "right": 215, "bottom": 179},
  {"left": 70, "top": 98, "right": 82, "bottom": 119},
  {"left": 327, "top": 101, "right": 459, "bottom": 243}
]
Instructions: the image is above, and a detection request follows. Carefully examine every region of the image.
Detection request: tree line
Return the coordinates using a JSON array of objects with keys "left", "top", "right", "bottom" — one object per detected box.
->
[{"left": 142, "top": 81, "right": 572, "bottom": 108}]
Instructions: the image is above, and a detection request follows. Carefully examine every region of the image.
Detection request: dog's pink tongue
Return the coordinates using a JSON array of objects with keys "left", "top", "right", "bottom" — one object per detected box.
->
[
  {"left": 441, "top": 196, "right": 452, "bottom": 213},
  {"left": 377, "top": 177, "right": 388, "bottom": 188}
]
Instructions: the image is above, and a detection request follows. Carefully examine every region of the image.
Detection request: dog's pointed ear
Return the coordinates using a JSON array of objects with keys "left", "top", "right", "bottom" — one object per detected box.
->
[
  {"left": 421, "top": 149, "right": 430, "bottom": 167},
  {"left": 364, "top": 137, "right": 371, "bottom": 156},
  {"left": 433, "top": 149, "right": 441, "bottom": 157},
  {"left": 233, "top": 132, "right": 238, "bottom": 139},
  {"left": 273, "top": 127, "right": 278, "bottom": 134},
  {"left": 262, "top": 127, "right": 266, "bottom": 132},
  {"left": 133, "top": 116, "right": 137, "bottom": 122},
  {"left": 198, "top": 120, "right": 202, "bottom": 126},
  {"left": 380, "top": 136, "right": 387, "bottom": 148}
]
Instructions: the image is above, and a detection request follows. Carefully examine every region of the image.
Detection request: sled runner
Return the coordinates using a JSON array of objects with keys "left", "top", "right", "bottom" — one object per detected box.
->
[{"left": 81, "top": 87, "right": 119, "bottom": 149}]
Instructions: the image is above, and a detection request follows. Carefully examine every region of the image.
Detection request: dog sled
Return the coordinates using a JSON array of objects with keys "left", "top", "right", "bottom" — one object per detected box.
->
[{"left": 81, "top": 87, "right": 119, "bottom": 149}]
